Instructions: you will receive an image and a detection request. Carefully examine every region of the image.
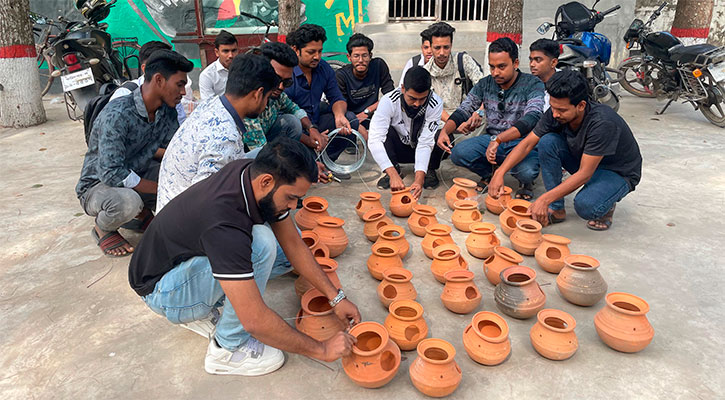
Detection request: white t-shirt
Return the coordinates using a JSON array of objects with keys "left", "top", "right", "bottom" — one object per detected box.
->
[{"left": 199, "top": 59, "right": 229, "bottom": 100}]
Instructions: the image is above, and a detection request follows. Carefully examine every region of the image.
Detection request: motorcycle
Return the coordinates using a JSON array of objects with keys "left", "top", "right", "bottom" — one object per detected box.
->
[
  {"left": 618, "top": 1, "right": 725, "bottom": 127},
  {"left": 537, "top": 0, "right": 622, "bottom": 111}
]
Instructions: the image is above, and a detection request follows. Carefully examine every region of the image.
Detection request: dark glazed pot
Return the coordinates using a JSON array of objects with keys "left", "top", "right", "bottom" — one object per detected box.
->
[{"left": 494, "top": 266, "right": 546, "bottom": 319}]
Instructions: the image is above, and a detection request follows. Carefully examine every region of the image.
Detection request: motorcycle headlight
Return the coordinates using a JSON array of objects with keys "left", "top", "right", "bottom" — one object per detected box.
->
[{"left": 583, "top": 60, "right": 597, "bottom": 68}]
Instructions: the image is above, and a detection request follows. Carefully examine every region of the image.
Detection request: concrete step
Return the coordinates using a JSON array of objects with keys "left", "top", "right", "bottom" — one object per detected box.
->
[{"left": 357, "top": 21, "right": 489, "bottom": 54}]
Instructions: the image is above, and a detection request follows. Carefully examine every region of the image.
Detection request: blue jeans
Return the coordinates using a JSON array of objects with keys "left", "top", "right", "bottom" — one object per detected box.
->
[
  {"left": 450, "top": 134, "right": 540, "bottom": 186},
  {"left": 142, "top": 224, "right": 292, "bottom": 351},
  {"left": 267, "top": 113, "right": 303, "bottom": 143},
  {"left": 538, "top": 133, "right": 631, "bottom": 220}
]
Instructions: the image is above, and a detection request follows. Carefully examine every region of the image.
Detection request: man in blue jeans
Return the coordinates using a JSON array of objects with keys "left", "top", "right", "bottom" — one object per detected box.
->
[
  {"left": 129, "top": 138, "right": 361, "bottom": 376},
  {"left": 488, "top": 70, "right": 642, "bottom": 230}
]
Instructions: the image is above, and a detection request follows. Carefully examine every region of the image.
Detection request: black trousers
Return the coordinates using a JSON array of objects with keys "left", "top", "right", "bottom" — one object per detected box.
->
[{"left": 383, "top": 128, "right": 447, "bottom": 171}]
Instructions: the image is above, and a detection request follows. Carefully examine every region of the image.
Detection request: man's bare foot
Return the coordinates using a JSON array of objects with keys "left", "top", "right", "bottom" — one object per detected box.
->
[
  {"left": 92, "top": 226, "right": 134, "bottom": 257},
  {"left": 586, "top": 205, "right": 615, "bottom": 231}
]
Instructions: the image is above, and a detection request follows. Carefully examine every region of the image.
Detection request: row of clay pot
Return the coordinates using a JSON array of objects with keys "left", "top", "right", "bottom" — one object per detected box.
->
[{"left": 355, "top": 190, "right": 419, "bottom": 220}]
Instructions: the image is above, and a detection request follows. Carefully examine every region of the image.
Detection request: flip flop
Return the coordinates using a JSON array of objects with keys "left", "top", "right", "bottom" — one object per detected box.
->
[
  {"left": 587, "top": 205, "right": 615, "bottom": 231},
  {"left": 120, "top": 210, "right": 154, "bottom": 233},
  {"left": 91, "top": 228, "right": 132, "bottom": 257},
  {"left": 476, "top": 179, "right": 490, "bottom": 192},
  {"left": 515, "top": 188, "right": 534, "bottom": 200},
  {"left": 548, "top": 213, "right": 566, "bottom": 225}
]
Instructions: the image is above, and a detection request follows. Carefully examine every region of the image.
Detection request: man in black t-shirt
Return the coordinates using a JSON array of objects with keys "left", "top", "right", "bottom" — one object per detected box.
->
[
  {"left": 488, "top": 70, "right": 642, "bottom": 230},
  {"left": 129, "top": 138, "right": 361, "bottom": 376},
  {"left": 336, "top": 33, "right": 395, "bottom": 135}
]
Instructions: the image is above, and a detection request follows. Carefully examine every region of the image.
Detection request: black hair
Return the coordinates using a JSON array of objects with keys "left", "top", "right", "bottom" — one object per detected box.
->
[
  {"left": 144, "top": 50, "right": 193, "bottom": 81},
  {"left": 214, "top": 30, "right": 238, "bottom": 48},
  {"left": 420, "top": 28, "right": 432, "bottom": 44},
  {"left": 250, "top": 137, "right": 318, "bottom": 184},
  {"left": 226, "top": 53, "right": 281, "bottom": 97},
  {"left": 139, "top": 41, "right": 171, "bottom": 64},
  {"left": 488, "top": 37, "right": 519, "bottom": 62},
  {"left": 259, "top": 42, "right": 298, "bottom": 67},
  {"left": 346, "top": 33, "right": 373, "bottom": 54},
  {"left": 286, "top": 24, "right": 327, "bottom": 49},
  {"left": 428, "top": 22, "right": 455, "bottom": 41},
  {"left": 403, "top": 66, "right": 432, "bottom": 93},
  {"left": 546, "top": 70, "right": 589, "bottom": 106},
  {"left": 530, "top": 38, "right": 560, "bottom": 59}
]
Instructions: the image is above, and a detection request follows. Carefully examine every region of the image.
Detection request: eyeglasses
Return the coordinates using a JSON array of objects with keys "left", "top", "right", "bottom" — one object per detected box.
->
[
  {"left": 350, "top": 53, "right": 371, "bottom": 61},
  {"left": 278, "top": 75, "right": 294, "bottom": 88},
  {"left": 497, "top": 90, "right": 505, "bottom": 112}
]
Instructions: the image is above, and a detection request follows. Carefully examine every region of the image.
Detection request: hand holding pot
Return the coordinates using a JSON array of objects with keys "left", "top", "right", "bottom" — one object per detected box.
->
[
  {"left": 320, "top": 330, "right": 357, "bottom": 362},
  {"left": 333, "top": 298, "right": 362, "bottom": 326}
]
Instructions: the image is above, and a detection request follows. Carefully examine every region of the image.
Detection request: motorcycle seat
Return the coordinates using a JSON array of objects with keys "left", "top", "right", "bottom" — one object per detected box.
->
[{"left": 668, "top": 44, "right": 718, "bottom": 64}]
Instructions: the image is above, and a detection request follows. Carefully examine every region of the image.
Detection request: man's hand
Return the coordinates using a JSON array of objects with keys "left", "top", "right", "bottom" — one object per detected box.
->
[
  {"left": 320, "top": 330, "right": 357, "bottom": 362},
  {"left": 309, "top": 127, "right": 327, "bottom": 151},
  {"left": 409, "top": 183, "right": 422, "bottom": 200},
  {"left": 487, "top": 173, "right": 505, "bottom": 199},
  {"left": 332, "top": 298, "right": 362, "bottom": 326},
  {"left": 468, "top": 111, "right": 483, "bottom": 130},
  {"left": 355, "top": 111, "right": 368, "bottom": 123},
  {"left": 486, "top": 141, "right": 499, "bottom": 164},
  {"left": 457, "top": 120, "right": 471, "bottom": 134},
  {"left": 528, "top": 197, "right": 551, "bottom": 226},
  {"left": 317, "top": 162, "right": 331, "bottom": 184},
  {"left": 437, "top": 131, "right": 452, "bottom": 153},
  {"left": 334, "top": 114, "right": 352, "bottom": 135},
  {"left": 389, "top": 173, "right": 405, "bottom": 191}
]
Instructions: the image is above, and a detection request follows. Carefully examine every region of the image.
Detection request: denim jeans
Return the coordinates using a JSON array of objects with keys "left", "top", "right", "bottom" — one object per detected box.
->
[
  {"left": 538, "top": 133, "right": 631, "bottom": 220},
  {"left": 266, "top": 114, "right": 303, "bottom": 143},
  {"left": 450, "top": 134, "right": 540, "bottom": 186},
  {"left": 142, "top": 224, "right": 292, "bottom": 351}
]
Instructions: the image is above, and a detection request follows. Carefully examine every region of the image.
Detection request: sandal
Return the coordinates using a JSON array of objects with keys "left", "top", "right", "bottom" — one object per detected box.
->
[
  {"left": 91, "top": 228, "right": 132, "bottom": 257},
  {"left": 515, "top": 184, "right": 534, "bottom": 201},
  {"left": 476, "top": 178, "right": 490, "bottom": 192},
  {"left": 120, "top": 209, "right": 154, "bottom": 233},
  {"left": 587, "top": 205, "right": 615, "bottom": 231},
  {"left": 548, "top": 212, "right": 566, "bottom": 225}
]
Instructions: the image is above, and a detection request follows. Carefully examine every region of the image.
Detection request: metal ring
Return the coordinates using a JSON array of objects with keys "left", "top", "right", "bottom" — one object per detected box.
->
[{"left": 318, "top": 128, "right": 367, "bottom": 174}]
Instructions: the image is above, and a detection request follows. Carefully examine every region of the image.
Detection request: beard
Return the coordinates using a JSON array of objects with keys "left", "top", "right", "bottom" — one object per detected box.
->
[{"left": 258, "top": 186, "right": 289, "bottom": 223}]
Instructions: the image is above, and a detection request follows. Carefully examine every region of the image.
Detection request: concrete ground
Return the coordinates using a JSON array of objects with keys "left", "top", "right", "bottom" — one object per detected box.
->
[{"left": 1, "top": 93, "right": 723, "bottom": 400}]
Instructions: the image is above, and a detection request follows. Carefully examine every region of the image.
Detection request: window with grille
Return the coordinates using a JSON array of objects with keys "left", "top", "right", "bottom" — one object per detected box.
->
[{"left": 389, "top": 0, "right": 489, "bottom": 22}]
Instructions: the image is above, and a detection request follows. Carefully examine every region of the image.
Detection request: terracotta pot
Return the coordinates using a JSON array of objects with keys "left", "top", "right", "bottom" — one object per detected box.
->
[
  {"left": 451, "top": 200, "right": 483, "bottom": 232},
  {"left": 431, "top": 244, "right": 469, "bottom": 284},
  {"left": 484, "top": 186, "right": 512, "bottom": 214},
  {"left": 362, "top": 208, "right": 393, "bottom": 242},
  {"left": 483, "top": 246, "right": 523, "bottom": 285},
  {"left": 294, "top": 196, "right": 330, "bottom": 231},
  {"left": 462, "top": 311, "right": 511, "bottom": 366},
  {"left": 390, "top": 188, "right": 416, "bottom": 217},
  {"left": 356, "top": 192, "right": 383, "bottom": 220},
  {"left": 300, "top": 231, "right": 330, "bottom": 259},
  {"left": 529, "top": 309, "right": 579, "bottom": 361},
  {"left": 445, "top": 177, "right": 478, "bottom": 210},
  {"left": 384, "top": 300, "right": 428, "bottom": 351},
  {"left": 594, "top": 292, "right": 654, "bottom": 353},
  {"left": 534, "top": 234, "right": 572, "bottom": 274},
  {"left": 294, "top": 257, "right": 342, "bottom": 297},
  {"left": 313, "top": 216, "right": 349, "bottom": 258},
  {"left": 440, "top": 270, "right": 482, "bottom": 314},
  {"left": 296, "top": 289, "right": 346, "bottom": 341},
  {"left": 409, "top": 338, "right": 462, "bottom": 397},
  {"left": 342, "top": 321, "right": 402, "bottom": 388},
  {"left": 556, "top": 255, "right": 608, "bottom": 307},
  {"left": 509, "top": 218, "right": 543, "bottom": 256},
  {"left": 367, "top": 243, "right": 403, "bottom": 280},
  {"left": 499, "top": 199, "right": 532, "bottom": 236},
  {"left": 377, "top": 267, "right": 417, "bottom": 307},
  {"left": 465, "top": 222, "right": 501, "bottom": 259},
  {"left": 421, "top": 223, "right": 455, "bottom": 259},
  {"left": 494, "top": 266, "right": 546, "bottom": 319},
  {"left": 408, "top": 204, "right": 439, "bottom": 237},
  {"left": 374, "top": 224, "right": 410, "bottom": 259}
]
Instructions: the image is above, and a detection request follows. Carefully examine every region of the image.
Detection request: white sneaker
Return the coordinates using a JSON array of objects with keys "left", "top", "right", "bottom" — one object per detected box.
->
[
  {"left": 204, "top": 337, "right": 285, "bottom": 376},
  {"left": 180, "top": 309, "right": 219, "bottom": 339}
]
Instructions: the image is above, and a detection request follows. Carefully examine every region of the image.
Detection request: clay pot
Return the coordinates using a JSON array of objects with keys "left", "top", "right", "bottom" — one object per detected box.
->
[
  {"left": 313, "top": 216, "right": 349, "bottom": 258},
  {"left": 499, "top": 199, "right": 532, "bottom": 236},
  {"left": 342, "top": 321, "right": 402, "bottom": 388},
  {"left": 529, "top": 309, "right": 579, "bottom": 361},
  {"left": 374, "top": 224, "right": 410, "bottom": 259},
  {"left": 300, "top": 231, "right": 330, "bottom": 259},
  {"left": 594, "top": 292, "right": 655, "bottom": 353},
  {"left": 409, "top": 338, "right": 462, "bottom": 398},
  {"left": 484, "top": 186, "right": 512, "bottom": 214},
  {"left": 421, "top": 224, "right": 456, "bottom": 259},
  {"left": 462, "top": 311, "right": 511, "bottom": 366},
  {"left": 362, "top": 208, "right": 393, "bottom": 242},
  {"left": 431, "top": 244, "right": 469, "bottom": 284},
  {"left": 408, "top": 204, "right": 439, "bottom": 237},
  {"left": 294, "top": 196, "right": 330, "bottom": 231},
  {"left": 296, "top": 289, "right": 346, "bottom": 341},
  {"left": 494, "top": 266, "right": 546, "bottom": 319},
  {"left": 440, "top": 270, "right": 482, "bottom": 314},
  {"left": 451, "top": 200, "right": 483, "bottom": 232},
  {"left": 377, "top": 267, "right": 417, "bottom": 307},
  {"left": 390, "top": 188, "right": 416, "bottom": 217},
  {"left": 465, "top": 222, "right": 501, "bottom": 259},
  {"left": 367, "top": 243, "right": 403, "bottom": 280},
  {"left": 356, "top": 192, "right": 383, "bottom": 220},
  {"left": 509, "top": 218, "right": 543, "bottom": 256},
  {"left": 556, "top": 255, "right": 608, "bottom": 307},
  {"left": 294, "top": 257, "right": 342, "bottom": 297},
  {"left": 384, "top": 300, "right": 428, "bottom": 351},
  {"left": 534, "top": 234, "right": 572, "bottom": 273},
  {"left": 483, "top": 246, "right": 523, "bottom": 285},
  {"left": 445, "top": 177, "right": 478, "bottom": 210}
]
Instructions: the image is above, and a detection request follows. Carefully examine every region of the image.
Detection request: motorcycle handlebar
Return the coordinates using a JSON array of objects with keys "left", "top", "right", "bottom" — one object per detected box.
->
[
  {"left": 600, "top": 5, "right": 621, "bottom": 16},
  {"left": 655, "top": 2, "right": 667, "bottom": 13},
  {"left": 239, "top": 11, "right": 276, "bottom": 27}
]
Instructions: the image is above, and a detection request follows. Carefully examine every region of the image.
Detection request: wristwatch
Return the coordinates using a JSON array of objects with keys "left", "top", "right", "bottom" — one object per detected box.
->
[
  {"left": 490, "top": 135, "right": 502, "bottom": 145},
  {"left": 329, "top": 289, "right": 347, "bottom": 307},
  {"left": 476, "top": 109, "right": 485, "bottom": 117},
  {"left": 363, "top": 108, "right": 371, "bottom": 116}
]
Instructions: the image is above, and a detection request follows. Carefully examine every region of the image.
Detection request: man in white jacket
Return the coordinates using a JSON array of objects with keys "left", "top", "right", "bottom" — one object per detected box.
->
[{"left": 368, "top": 66, "right": 444, "bottom": 196}]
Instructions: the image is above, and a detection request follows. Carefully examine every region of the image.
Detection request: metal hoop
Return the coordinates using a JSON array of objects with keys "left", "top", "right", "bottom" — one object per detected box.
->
[{"left": 318, "top": 128, "right": 367, "bottom": 174}]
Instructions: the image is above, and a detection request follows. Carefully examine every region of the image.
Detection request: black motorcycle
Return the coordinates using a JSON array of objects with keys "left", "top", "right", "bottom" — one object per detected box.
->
[{"left": 619, "top": 1, "right": 725, "bottom": 127}]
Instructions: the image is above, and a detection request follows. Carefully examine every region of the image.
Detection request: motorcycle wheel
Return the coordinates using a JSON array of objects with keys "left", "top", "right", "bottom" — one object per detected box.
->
[
  {"left": 618, "top": 57, "right": 657, "bottom": 98},
  {"left": 699, "top": 80, "right": 725, "bottom": 128},
  {"left": 325, "top": 59, "right": 347, "bottom": 71}
]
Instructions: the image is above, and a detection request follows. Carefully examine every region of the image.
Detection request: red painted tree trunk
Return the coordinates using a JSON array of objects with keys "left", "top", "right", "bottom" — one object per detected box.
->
[
  {"left": 278, "top": 0, "right": 301, "bottom": 44},
  {"left": 671, "top": 0, "right": 714, "bottom": 45},
  {"left": 486, "top": 0, "right": 523, "bottom": 45}
]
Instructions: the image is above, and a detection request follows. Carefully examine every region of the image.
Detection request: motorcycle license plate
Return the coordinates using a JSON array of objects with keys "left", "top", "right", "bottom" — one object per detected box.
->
[
  {"left": 60, "top": 68, "right": 94, "bottom": 92},
  {"left": 709, "top": 62, "right": 725, "bottom": 83}
]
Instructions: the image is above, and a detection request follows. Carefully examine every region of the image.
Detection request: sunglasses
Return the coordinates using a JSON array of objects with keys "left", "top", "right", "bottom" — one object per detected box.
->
[
  {"left": 278, "top": 76, "right": 294, "bottom": 88},
  {"left": 497, "top": 90, "right": 505, "bottom": 112}
]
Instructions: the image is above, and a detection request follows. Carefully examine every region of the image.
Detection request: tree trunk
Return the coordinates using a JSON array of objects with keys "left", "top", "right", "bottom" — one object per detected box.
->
[
  {"left": 672, "top": 0, "right": 714, "bottom": 45},
  {"left": 278, "top": 0, "right": 301, "bottom": 43},
  {"left": 0, "top": 0, "right": 46, "bottom": 127},
  {"left": 486, "top": 0, "right": 523, "bottom": 44}
]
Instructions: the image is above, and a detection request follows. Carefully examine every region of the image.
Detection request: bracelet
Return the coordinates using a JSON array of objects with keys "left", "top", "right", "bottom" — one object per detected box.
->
[{"left": 328, "top": 289, "right": 346, "bottom": 307}]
